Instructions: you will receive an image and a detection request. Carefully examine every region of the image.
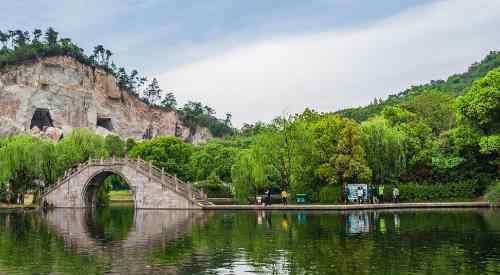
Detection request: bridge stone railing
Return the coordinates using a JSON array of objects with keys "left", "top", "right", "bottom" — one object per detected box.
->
[{"left": 40, "top": 157, "right": 211, "bottom": 207}]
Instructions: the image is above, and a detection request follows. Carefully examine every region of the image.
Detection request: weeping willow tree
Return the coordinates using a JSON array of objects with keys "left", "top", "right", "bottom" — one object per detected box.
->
[
  {"left": 231, "top": 150, "right": 258, "bottom": 204},
  {"left": 361, "top": 116, "right": 408, "bottom": 184},
  {"left": 0, "top": 136, "right": 50, "bottom": 200},
  {"left": 230, "top": 133, "right": 287, "bottom": 204},
  {"left": 0, "top": 129, "right": 109, "bottom": 203}
]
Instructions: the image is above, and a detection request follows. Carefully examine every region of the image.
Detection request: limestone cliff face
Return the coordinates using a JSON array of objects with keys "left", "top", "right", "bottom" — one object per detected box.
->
[{"left": 0, "top": 56, "right": 211, "bottom": 143}]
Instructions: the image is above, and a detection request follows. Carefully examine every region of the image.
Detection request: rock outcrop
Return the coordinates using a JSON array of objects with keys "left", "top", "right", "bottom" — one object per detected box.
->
[{"left": 0, "top": 56, "right": 212, "bottom": 143}]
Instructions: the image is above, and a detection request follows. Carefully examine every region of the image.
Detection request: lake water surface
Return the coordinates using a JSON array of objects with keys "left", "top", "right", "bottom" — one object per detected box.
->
[{"left": 0, "top": 206, "right": 499, "bottom": 274}]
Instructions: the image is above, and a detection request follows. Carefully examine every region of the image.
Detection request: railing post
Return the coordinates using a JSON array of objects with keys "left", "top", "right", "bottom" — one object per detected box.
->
[
  {"left": 89, "top": 156, "right": 92, "bottom": 165},
  {"left": 161, "top": 168, "right": 164, "bottom": 182},
  {"left": 100, "top": 157, "right": 103, "bottom": 165},
  {"left": 149, "top": 161, "right": 152, "bottom": 180}
]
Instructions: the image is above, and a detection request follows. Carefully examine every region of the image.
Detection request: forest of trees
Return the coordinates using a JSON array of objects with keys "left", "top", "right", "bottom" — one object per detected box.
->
[
  {"left": 0, "top": 29, "right": 498, "bottom": 204},
  {"left": 0, "top": 27, "right": 233, "bottom": 137}
]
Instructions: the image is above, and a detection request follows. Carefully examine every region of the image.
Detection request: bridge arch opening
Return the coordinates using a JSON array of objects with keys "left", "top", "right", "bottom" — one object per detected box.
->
[{"left": 83, "top": 170, "right": 134, "bottom": 208}]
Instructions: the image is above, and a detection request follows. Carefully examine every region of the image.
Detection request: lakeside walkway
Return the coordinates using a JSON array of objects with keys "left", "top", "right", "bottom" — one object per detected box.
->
[{"left": 203, "top": 201, "right": 492, "bottom": 210}]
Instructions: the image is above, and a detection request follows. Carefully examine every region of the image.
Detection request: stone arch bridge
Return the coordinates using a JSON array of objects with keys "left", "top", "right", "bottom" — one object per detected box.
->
[{"left": 40, "top": 158, "right": 211, "bottom": 209}]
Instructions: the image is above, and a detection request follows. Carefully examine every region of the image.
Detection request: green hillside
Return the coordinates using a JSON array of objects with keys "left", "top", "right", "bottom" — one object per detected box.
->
[{"left": 337, "top": 51, "right": 500, "bottom": 122}]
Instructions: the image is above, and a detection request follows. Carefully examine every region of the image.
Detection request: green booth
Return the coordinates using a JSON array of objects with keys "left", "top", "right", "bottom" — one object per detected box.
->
[{"left": 296, "top": 194, "right": 308, "bottom": 204}]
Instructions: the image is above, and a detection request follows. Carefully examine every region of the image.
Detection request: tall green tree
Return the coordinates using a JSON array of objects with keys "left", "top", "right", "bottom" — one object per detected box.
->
[
  {"left": 160, "top": 92, "right": 177, "bottom": 110},
  {"left": 44, "top": 27, "right": 58, "bottom": 47},
  {"left": 128, "top": 136, "right": 194, "bottom": 181},
  {"left": 143, "top": 78, "right": 162, "bottom": 105},
  {"left": 104, "top": 135, "right": 125, "bottom": 157},
  {"left": 455, "top": 68, "right": 500, "bottom": 169},
  {"left": 401, "top": 90, "right": 456, "bottom": 134},
  {"left": 361, "top": 116, "right": 407, "bottom": 184}
]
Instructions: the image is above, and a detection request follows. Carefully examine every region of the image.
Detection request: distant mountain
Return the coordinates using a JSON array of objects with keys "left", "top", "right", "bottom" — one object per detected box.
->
[{"left": 337, "top": 51, "right": 500, "bottom": 122}]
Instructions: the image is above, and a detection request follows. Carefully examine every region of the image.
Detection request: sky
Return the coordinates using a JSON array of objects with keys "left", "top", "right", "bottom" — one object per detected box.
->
[{"left": 1, "top": 0, "right": 500, "bottom": 126}]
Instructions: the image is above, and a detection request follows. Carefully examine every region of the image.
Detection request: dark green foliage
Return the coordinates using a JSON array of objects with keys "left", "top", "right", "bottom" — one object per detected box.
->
[
  {"left": 319, "top": 185, "right": 342, "bottom": 203},
  {"left": 189, "top": 139, "right": 239, "bottom": 182},
  {"left": 160, "top": 92, "right": 177, "bottom": 110},
  {"left": 104, "top": 135, "right": 125, "bottom": 157},
  {"left": 128, "top": 136, "right": 194, "bottom": 181},
  {"left": 125, "top": 138, "right": 137, "bottom": 154},
  {"left": 389, "top": 180, "right": 483, "bottom": 202}
]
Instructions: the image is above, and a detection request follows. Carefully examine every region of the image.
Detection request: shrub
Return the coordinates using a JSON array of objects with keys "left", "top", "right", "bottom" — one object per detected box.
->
[
  {"left": 319, "top": 185, "right": 342, "bottom": 203},
  {"left": 386, "top": 180, "right": 481, "bottom": 202}
]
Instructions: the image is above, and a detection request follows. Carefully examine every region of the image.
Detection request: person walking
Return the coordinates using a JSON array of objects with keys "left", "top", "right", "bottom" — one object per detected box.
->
[
  {"left": 393, "top": 187, "right": 400, "bottom": 203},
  {"left": 281, "top": 190, "right": 289, "bottom": 205},
  {"left": 344, "top": 185, "right": 349, "bottom": 204},
  {"left": 266, "top": 189, "right": 272, "bottom": 206},
  {"left": 367, "top": 185, "right": 373, "bottom": 204},
  {"left": 378, "top": 185, "right": 385, "bottom": 203},
  {"left": 357, "top": 186, "right": 364, "bottom": 204}
]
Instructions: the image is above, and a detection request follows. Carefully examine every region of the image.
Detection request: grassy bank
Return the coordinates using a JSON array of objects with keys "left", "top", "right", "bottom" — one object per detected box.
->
[{"left": 109, "top": 190, "right": 133, "bottom": 202}]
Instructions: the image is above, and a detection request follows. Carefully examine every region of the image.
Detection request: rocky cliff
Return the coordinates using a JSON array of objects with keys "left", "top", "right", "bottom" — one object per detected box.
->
[{"left": 0, "top": 56, "right": 211, "bottom": 143}]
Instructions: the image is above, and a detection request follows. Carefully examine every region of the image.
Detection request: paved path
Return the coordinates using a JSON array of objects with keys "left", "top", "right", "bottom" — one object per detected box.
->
[{"left": 203, "top": 201, "right": 491, "bottom": 210}]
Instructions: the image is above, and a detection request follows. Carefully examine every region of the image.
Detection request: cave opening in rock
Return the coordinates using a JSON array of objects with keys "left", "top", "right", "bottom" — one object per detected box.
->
[
  {"left": 30, "top": 108, "right": 54, "bottom": 130},
  {"left": 97, "top": 117, "right": 114, "bottom": 132}
]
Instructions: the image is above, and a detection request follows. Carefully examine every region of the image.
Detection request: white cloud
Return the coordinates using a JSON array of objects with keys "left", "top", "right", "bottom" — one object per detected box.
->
[{"left": 158, "top": 0, "right": 500, "bottom": 127}]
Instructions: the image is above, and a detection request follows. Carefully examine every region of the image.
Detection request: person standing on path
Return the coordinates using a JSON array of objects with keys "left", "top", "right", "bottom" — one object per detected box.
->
[
  {"left": 266, "top": 189, "right": 272, "bottom": 206},
  {"left": 357, "top": 186, "right": 364, "bottom": 204},
  {"left": 344, "top": 185, "right": 349, "bottom": 204},
  {"left": 281, "top": 190, "right": 289, "bottom": 205},
  {"left": 378, "top": 185, "right": 385, "bottom": 203},
  {"left": 393, "top": 187, "right": 400, "bottom": 203},
  {"left": 368, "top": 185, "right": 374, "bottom": 204}
]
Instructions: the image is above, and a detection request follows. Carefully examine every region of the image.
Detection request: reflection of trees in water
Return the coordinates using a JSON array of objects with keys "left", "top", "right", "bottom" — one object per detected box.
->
[
  {"left": 0, "top": 211, "right": 108, "bottom": 274},
  {"left": 0, "top": 209, "right": 499, "bottom": 274},
  {"left": 167, "top": 210, "right": 500, "bottom": 275},
  {"left": 85, "top": 205, "right": 135, "bottom": 243}
]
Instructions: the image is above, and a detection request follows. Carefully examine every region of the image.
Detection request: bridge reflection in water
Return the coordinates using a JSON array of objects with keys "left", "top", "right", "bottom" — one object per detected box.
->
[
  {"left": 1, "top": 208, "right": 498, "bottom": 274},
  {"left": 42, "top": 208, "right": 208, "bottom": 274}
]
